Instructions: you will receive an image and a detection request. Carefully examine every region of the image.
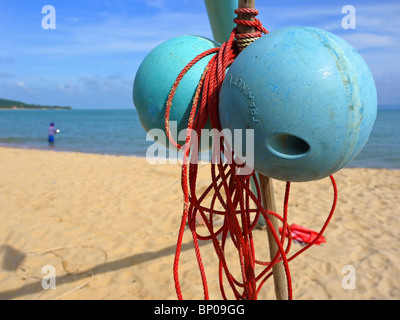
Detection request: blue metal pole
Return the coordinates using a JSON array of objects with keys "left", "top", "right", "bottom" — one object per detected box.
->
[{"left": 204, "top": 0, "right": 237, "bottom": 44}]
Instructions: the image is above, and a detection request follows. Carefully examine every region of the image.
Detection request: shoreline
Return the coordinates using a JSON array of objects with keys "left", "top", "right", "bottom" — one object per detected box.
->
[
  {"left": 0, "top": 145, "right": 399, "bottom": 171},
  {"left": 0, "top": 146, "right": 399, "bottom": 300},
  {"left": 0, "top": 108, "right": 72, "bottom": 111}
]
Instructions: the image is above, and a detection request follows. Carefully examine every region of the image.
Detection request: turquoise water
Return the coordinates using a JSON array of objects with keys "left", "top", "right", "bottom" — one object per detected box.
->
[
  {"left": 0, "top": 109, "right": 152, "bottom": 157},
  {"left": 346, "top": 108, "right": 400, "bottom": 169},
  {"left": 0, "top": 108, "right": 399, "bottom": 169}
]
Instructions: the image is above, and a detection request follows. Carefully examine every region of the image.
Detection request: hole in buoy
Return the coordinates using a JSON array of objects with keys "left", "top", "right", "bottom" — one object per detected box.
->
[{"left": 267, "top": 133, "right": 310, "bottom": 159}]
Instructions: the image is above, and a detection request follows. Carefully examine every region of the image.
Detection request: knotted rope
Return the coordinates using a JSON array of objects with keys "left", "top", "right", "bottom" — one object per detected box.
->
[
  {"left": 166, "top": 7, "right": 338, "bottom": 300},
  {"left": 234, "top": 8, "right": 268, "bottom": 51}
]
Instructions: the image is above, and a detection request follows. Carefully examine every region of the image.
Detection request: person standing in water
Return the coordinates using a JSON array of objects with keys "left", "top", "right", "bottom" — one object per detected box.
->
[{"left": 48, "top": 123, "right": 59, "bottom": 144}]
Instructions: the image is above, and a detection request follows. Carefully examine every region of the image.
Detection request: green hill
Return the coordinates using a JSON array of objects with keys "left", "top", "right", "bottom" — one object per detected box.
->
[{"left": 0, "top": 98, "right": 72, "bottom": 110}]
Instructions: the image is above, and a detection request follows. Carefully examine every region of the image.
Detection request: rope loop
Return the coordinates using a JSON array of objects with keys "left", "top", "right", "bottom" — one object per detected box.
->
[{"left": 233, "top": 8, "right": 269, "bottom": 51}]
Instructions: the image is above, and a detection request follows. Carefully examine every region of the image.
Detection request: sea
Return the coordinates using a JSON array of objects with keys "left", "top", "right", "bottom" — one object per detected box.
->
[{"left": 0, "top": 108, "right": 399, "bottom": 169}]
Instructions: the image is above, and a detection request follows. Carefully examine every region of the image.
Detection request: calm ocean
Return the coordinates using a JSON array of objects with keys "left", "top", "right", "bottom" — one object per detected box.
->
[{"left": 0, "top": 108, "right": 399, "bottom": 169}]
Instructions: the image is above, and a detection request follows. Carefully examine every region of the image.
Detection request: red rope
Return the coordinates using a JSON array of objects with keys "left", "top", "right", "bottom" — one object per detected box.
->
[
  {"left": 166, "top": 8, "right": 338, "bottom": 300},
  {"left": 234, "top": 8, "right": 268, "bottom": 42}
]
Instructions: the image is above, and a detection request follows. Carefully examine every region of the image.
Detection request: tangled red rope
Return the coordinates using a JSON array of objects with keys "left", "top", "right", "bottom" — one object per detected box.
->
[{"left": 165, "top": 8, "right": 338, "bottom": 300}]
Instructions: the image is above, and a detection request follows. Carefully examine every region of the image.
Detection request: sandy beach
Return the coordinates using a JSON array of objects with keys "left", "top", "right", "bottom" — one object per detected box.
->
[{"left": 0, "top": 146, "right": 399, "bottom": 300}]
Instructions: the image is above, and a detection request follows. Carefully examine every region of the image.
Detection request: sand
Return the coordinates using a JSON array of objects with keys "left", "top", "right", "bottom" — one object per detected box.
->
[{"left": 0, "top": 146, "right": 399, "bottom": 300}]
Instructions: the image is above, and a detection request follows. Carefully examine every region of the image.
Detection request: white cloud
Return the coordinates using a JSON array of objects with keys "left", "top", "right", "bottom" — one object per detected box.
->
[
  {"left": 340, "top": 33, "right": 398, "bottom": 50},
  {"left": 145, "top": 0, "right": 166, "bottom": 10},
  {"left": 12, "top": 10, "right": 213, "bottom": 57},
  {"left": 57, "top": 74, "right": 131, "bottom": 96},
  {"left": 0, "top": 81, "right": 35, "bottom": 95},
  {"left": 259, "top": 3, "right": 400, "bottom": 47},
  {"left": 57, "top": 82, "right": 82, "bottom": 95}
]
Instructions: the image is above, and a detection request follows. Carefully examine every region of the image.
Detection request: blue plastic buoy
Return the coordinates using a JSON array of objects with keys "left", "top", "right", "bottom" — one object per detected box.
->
[
  {"left": 133, "top": 35, "right": 220, "bottom": 149},
  {"left": 219, "top": 26, "right": 377, "bottom": 182}
]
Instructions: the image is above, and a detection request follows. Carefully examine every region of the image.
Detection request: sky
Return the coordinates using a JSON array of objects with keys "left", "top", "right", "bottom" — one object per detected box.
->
[{"left": 0, "top": 0, "right": 399, "bottom": 109}]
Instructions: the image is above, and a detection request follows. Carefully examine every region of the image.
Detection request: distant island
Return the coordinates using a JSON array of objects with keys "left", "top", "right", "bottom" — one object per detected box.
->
[{"left": 0, "top": 98, "right": 72, "bottom": 110}]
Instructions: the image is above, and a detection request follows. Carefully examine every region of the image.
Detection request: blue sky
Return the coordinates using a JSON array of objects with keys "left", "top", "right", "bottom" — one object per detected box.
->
[{"left": 0, "top": 0, "right": 399, "bottom": 109}]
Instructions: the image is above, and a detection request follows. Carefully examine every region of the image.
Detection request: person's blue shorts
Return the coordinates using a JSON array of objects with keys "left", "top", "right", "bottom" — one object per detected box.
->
[{"left": 49, "top": 135, "right": 55, "bottom": 143}]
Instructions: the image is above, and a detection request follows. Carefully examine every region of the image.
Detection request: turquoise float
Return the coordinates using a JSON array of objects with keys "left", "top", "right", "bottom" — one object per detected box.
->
[
  {"left": 133, "top": 35, "right": 219, "bottom": 149},
  {"left": 219, "top": 26, "right": 377, "bottom": 182}
]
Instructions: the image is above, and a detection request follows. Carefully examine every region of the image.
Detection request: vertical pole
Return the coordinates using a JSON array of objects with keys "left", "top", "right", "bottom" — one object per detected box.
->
[
  {"left": 259, "top": 175, "right": 288, "bottom": 300},
  {"left": 237, "top": 0, "right": 256, "bottom": 34},
  {"left": 236, "top": 0, "right": 288, "bottom": 300},
  {"left": 204, "top": 0, "right": 237, "bottom": 44}
]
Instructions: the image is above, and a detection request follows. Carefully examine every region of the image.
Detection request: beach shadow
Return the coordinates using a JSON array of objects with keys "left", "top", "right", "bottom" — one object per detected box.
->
[
  {"left": 0, "top": 245, "right": 26, "bottom": 271},
  {"left": 0, "top": 240, "right": 210, "bottom": 300}
]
